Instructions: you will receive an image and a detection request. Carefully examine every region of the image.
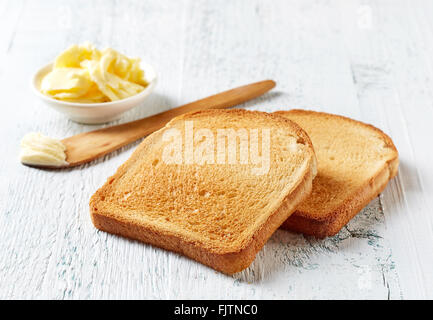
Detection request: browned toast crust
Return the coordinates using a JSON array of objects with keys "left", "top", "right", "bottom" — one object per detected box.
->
[
  {"left": 91, "top": 164, "right": 314, "bottom": 274},
  {"left": 90, "top": 109, "right": 317, "bottom": 273},
  {"left": 282, "top": 156, "right": 398, "bottom": 238},
  {"left": 275, "top": 109, "right": 399, "bottom": 238}
]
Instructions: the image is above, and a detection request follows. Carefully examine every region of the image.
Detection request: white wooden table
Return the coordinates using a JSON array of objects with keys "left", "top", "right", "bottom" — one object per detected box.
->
[{"left": 1, "top": 0, "right": 432, "bottom": 300}]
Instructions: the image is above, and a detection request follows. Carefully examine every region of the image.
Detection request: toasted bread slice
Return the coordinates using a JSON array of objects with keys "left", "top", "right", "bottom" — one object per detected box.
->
[
  {"left": 275, "top": 110, "right": 398, "bottom": 238},
  {"left": 90, "top": 109, "right": 317, "bottom": 274}
]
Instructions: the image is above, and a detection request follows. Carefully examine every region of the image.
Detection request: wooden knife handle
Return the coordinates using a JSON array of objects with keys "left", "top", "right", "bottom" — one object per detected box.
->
[{"left": 62, "top": 80, "right": 276, "bottom": 166}]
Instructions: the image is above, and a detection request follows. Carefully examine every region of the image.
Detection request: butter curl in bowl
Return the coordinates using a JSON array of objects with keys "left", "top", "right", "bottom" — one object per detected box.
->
[{"left": 32, "top": 42, "right": 157, "bottom": 124}]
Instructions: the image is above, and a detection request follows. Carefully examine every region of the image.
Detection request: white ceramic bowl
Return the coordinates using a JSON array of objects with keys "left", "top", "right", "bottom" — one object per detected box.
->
[{"left": 32, "top": 61, "right": 157, "bottom": 124}]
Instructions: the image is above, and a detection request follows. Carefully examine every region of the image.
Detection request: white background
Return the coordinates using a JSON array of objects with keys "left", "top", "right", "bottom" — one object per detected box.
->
[{"left": 1, "top": 0, "right": 432, "bottom": 299}]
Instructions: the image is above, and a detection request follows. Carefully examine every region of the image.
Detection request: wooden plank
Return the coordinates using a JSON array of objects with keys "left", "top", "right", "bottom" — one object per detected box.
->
[{"left": 335, "top": 0, "right": 433, "bottom": 299}]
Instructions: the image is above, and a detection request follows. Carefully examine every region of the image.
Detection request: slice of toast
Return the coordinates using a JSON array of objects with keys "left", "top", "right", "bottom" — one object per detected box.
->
[
  {"left": 275, "top": 110, "right": 399, "bottom": 238},
  {"left": 90, "top": 109, "right": 317, "bottom": 274}
]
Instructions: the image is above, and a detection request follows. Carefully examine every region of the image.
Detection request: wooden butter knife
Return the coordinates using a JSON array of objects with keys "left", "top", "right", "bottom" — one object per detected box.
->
[{"left": 47, "top": 79, "right": 275, "bottom": 168}]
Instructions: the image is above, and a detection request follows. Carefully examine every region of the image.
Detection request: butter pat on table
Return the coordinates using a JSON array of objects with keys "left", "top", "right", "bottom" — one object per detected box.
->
[{"left": 20, "top": 132, "right": 68, "bottom": 167}]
